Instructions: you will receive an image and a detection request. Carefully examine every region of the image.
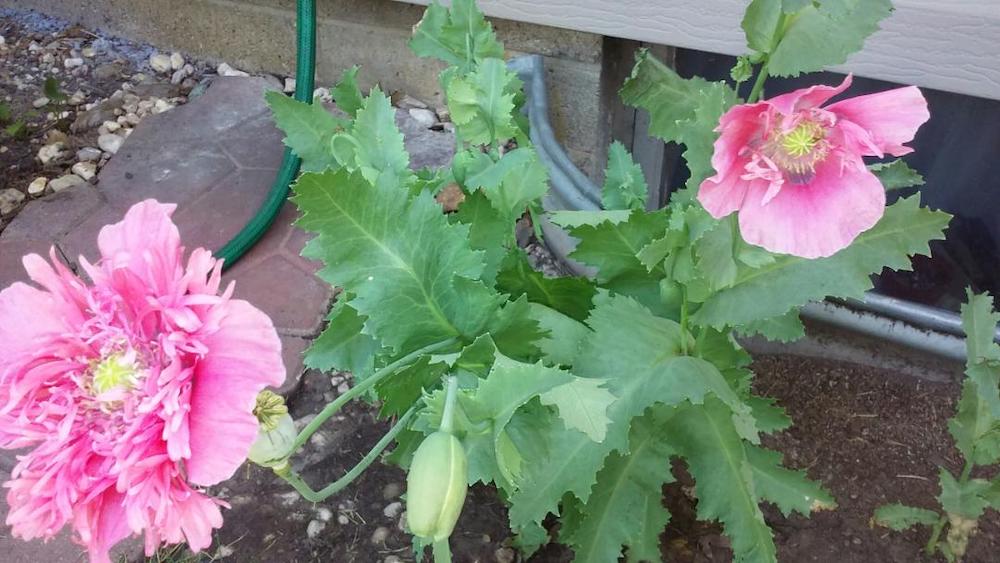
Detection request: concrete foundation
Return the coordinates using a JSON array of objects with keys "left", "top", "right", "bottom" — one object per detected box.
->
[{"left": 3, "top": 0, "right": 614, "bottom": 178}]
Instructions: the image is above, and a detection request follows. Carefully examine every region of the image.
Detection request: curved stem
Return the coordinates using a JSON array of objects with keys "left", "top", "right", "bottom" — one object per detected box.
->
[
  {"left": 289, "top": 338, "right": 458, "bottom": 454},
  {"left": 276, "top": 406, "right": 418, "bottom": 502},
  {"left": 439, "top": 376, "right": 459, "bottom": 434},
  {"left": 433, "top": 539, "right": 452, "bottom": 563}
]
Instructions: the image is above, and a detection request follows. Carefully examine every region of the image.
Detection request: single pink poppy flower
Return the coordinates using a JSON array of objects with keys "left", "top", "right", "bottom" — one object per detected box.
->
[
  {"left": 698, "top": 74, "right": 930, "bottom": 258},
  {"left": 0, "top": 200, "right": 285, "bottom": 562}
]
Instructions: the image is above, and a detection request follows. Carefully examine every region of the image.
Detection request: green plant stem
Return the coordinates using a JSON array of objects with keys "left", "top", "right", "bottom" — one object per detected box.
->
[
  {"left": 289, "top": 338, "right": 458, "bottom": 454},
  {"left": 439, "top": 376, "right": 459, "bottom": 434},
  {"left": 276, "top": 406, "right": 418, "bottom": 502},
  {"left": 433, "top": 539, "right": 452, "bottom": 563},
  {"left": 926, "top": 461, "right": 975, "bottom": 554},
  {"left": 746, "top": 62, "right": 770, "bottom": 104}
]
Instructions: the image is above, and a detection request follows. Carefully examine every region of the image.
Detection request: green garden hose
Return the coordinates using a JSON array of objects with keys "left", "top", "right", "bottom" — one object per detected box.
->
[{"left": 215, "top": 0, "right": 316, "bottom": 269}]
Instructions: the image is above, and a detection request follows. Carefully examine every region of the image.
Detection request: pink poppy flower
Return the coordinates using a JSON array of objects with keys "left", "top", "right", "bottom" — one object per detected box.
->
[
  {"left": 698, "top": 75, "right": 929, "bottom": 258},
  {"left": 0, "top": 200, "right": 285, "bottom": 562}
]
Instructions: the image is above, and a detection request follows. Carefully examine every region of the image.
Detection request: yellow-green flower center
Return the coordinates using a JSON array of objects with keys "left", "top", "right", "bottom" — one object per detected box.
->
[
  {"left": 254, "top": 390, "right": 289, "bottom": 432},
  {"left": 780, "top": 122, "right": 824, "bottom": 157},
  {"left": 92, "top": 354, "right": 139, "bottom": 394}
]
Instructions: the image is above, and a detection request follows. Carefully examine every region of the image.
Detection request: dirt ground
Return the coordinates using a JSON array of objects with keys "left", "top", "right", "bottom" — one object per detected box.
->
[{"left": 192, "top": 354, "right": 998, "bottom": 563}]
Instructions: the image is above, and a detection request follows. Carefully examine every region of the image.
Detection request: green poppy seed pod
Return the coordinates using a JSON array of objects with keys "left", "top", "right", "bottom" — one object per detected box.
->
[
  {"left": 406, "top": 431, "right": 468, "bottom": 541},
  {"left": 247, "top": 391, "right": 296, "bottom": 470}
]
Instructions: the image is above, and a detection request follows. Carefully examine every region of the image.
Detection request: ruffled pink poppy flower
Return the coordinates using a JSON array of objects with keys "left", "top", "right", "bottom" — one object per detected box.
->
[
  {"left": 0, "top": 200, "right": 285, "bottom": 562},
  {"left": 698, "top": 74, "right": 929, "bottom": 258}
]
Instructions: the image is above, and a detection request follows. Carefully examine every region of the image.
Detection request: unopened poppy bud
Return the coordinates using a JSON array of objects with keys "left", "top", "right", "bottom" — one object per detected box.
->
[{"left": 406, "top": 431, "right": 468, "bottom": 541}]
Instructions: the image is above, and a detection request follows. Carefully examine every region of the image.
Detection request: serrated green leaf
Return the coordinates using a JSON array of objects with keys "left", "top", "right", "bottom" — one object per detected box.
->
[
  {"left": 743, "top": 0, "right": 783, "bottom": 53},
  {"left": 527, "top": 303, "right": 590, "bottom": 367},
  {"left": 872, "top": 504, "right": 940, "bottom": 531},
  {"left": 870, "top": 160, "right": 925, "bottom": 191},
  {"left": 768, "top": 0, "right": 893, "bottom": 77},
  {"left": 295, "top": 169, "right": 501, "bottom": 354},
  {"left": 626, "top": 486, "right": 671, "bottom": 563},
  {"left": 409, "top": 0, "right": 503, "bottom": 70},
  {"left": 939, "top": 469, "right": 991, "bottom": 519},
  {"left": 512, "top": 520, "right": 550, "bottom": 558},
  {"left": 748, "top": 395, "right": 792, "bottom": 434},
  {"left": 447, "top": 58, "right": 520, "bottom": 146},
  {"left": 746, "top": 445, "right": 835, "bottom": 517},
  {"left": 487, "top": 294, "right": 546, "bottom": 361},
  {"left": 330, "top": 65, "right": 365, "bottom": 117},
  {"left": 549, "top": 210, "right": 632, "bottom": 228},
  {"left": 692, "top": 196, "right": 951, "bottom": 329},
  {"left": 466, "top": 147, "right": 549, "bottom": 220},
  {"left": 665, "top": 400, "right": 777, "bottom": 563},
  {"left": 386, "top": 428, "right": 424, "bottom": 468},
  {"left": 508, "top": 292, "right": 757, "bottom": 528},
  {"left": 453, "top": 190, "right": 509, "bottom": 285},
  {"left": 497, "top": 250, "right": 597, "bottom": 322},
  {"left": 737, "top": 309, "right": 806, "bottom": 342},
  {"left": 960, "top": 290, "right": 1000, "bottom": 422},
  {"left": 602, "top": 141, "right": 648, "bottom": 212},
  {"left": 562, "top": 411, "right": 675, "bottom": 563},
  {"left": 540, "top": 378, "right": 616, "bottom": 442},
  {"left": 304, "top": 299, "right": 380, "bottom": 377},
  {"left": 696, "top": 218, "right": 739, "bottom": 290},
  {"left": 330, "top": 87, "right": 413, "bottom": 188},
  {"left": 563, "top": 210, "right": 671, "bottom": 283},
  {"left": 376, "top": 355, "right": 449, "bottom": 416},
  {"left": 948, "top": 380, "right": 1000, "bottom": 466},
  {"left": 266, "top": 90, "right": 342, "bottom": 172}
]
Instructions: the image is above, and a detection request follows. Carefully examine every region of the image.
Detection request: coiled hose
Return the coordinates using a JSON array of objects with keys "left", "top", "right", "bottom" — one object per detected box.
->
[{"left": 215, "top": 0, "right": 316, "bottom": 269}]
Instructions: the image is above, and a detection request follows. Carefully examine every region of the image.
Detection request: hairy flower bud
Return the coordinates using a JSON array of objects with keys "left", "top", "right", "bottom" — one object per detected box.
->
[
  {"left": 406, "top": 431, "right": 468, "bottom": 541},
  {"left": 248, "top": 391, "right": 295, "bottom": 469}
]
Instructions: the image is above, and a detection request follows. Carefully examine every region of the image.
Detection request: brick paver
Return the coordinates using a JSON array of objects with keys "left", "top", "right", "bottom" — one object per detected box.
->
[{"left": 0, "top": 76, "right": 455, "bottom": 561}]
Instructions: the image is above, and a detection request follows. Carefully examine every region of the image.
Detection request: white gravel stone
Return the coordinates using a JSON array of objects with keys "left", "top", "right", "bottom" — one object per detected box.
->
[
  {"left": 81, "top": 46, "right": 96, "bottom": 58},
  {"left": 384, "top": 556, "right": 403, "bottom": 563},
  {"left": 305, "top": 519, "right": 326, "bottom": 539},
  {"left": 32, "top": 96, "right": 49, "bottom": 108},
  {"left": 77, "top": 147, "right": 102, "bottom": 162},
  {"left": 0, "top": 189, "right": 25, "bottom": 215},
  {"left": 67, "top": 90, "right": 86, "bottom": 105},
  {"left": 408, "top": 108, "right": 437, "bottom": 128},
  {"left": 370, "top": 526, "right": 390, "bottom": 545},
  {"left": 149, "top": 53, "right": 172, "bottom": 74},
  {"left": 49, "top": 174, "right": 84, "bottom": 193},
  {"left": 37, "top": 142, "right": 66, "bottom": 164},
  {"left": 316, "top": 507, "right": 333, "bottom": 522},
  {"left": 284, "top": 77, "right": 296, "bottom": 93},
  {"left": 72, "top": 161, "right": 97, "bottom": 181},
  {"left": 336, "top": 514, "right": 349, "bottom": 525},
  {"left": 217, "top": 62, "right": 249, "bottom": 77},
  {"left": 64, "top": 57, "right": 84, "bottom": 68},
  {"left": 169, "top": 52, "right": 184, "bottom": 70},
  {"left": 313, "top": 87, "right": 332, "bottom": 103},
  {"left": 98, "top": 133, "right": 124, "bottom": 154},
  {"left": 382, "top": 482, "right": 402, "bottom": 500},
  {"left": 102, "top": 120, "right": 121, "bottom": 133},
  {"left": 0, "top": 36, "right": 5, "bottom": 46},
  {"left": 27, "top": 177, "right": 48, "bottom": 196},
  {"left": 383, "top": 501, "right": 403, "bottom": 519}
]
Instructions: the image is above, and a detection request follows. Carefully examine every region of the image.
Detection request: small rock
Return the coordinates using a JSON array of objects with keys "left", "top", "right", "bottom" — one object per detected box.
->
[
  {"left": 370, "top": 526, "right": 390, "bottom": 544},
  {"left": 337, "top": 514, "right": 349, "bottom": 525},
  {"left": 337, "top": 381, "right": 350, "bottom": 394},
  {"left": 393, "top": 93, "right": 428, "bottom": 109},
  {"left": 77, "top": 147, "right": 102, "bottom": 162},
  {"left": 494, "top": 547, "right": 516, "bottom": 563},
  {"left": 102, "top": 120, "right": 122, "bottom": 133},
  {"left": 170, "top": 67, "right": 189, "bottom": 85},
  {"left": 316, "top": 507, "right": 333, "bottom": 522},
  {"left": 0, "top": 189, "right": 25, "bottom": 215},
  {"left": 396, "top": 510, "right": 408, "bottom": 532},
  {"left": 382, "top": 482, "right": 402, "bottom": 500},
  {"left": 72, "top": 161, "right": 97, "bottom": 181},
  {"left": 408, "top": 108, "right": 437, "bottom": 128},
  {"left": 383, "top": 501, "right": 403, "bottom": 519},
  {"left": 283, "top": 77, "right": 296, "bottom": 93},
  {"left": 169, "top": 52, "right": 185, "bottom": 70},
  {"left": 0, "top": 35, "right": 5, "bottom": 46},
  {"left": 309, "top": 431, "right": 330, "bottom": 449},
  {"left": 313, "top": 87, "right": 332, "bottom": 103},
  {"left": 64, "top": 57, "right": 84, "bottom": 69},
  {"left": 81, "top": 46, "right": 96, "bottom": 58},
  {"left": 153, "top": 99, "right": 174, "bottom": 114},
  {"left": 32, "top": 96, "right": 50, "bottom": 108},
  {"left": 305, "top": 519, "right": 326, "bottom": 539},
  {"left": 443, "top": 122, "right": 456, "bottom": 133},
  {"left": 37, "top": 142, "right": 66, "bottom": 165},
  {"left": 98, "top": 133, "right": 124, "bottom": 154},
  {"left": 67, "top": 90, "right": 86, "bottom": 105},
  {"left": 436, "top": 106, "right": 451, "bottom": 123},
  {"left": 49, "top": 174, "right": 84, "bottom": 193},
  {"left": 27, "top": 177, "right": 48, "bottom": 196},
  {"left": 149, "top": 53, "right": 172, "bottom": 74},
  {"left": 217, "top": 62, "right": 249, "bottom": 77},
  {"left": 384, "top": 557, "right": 403, "bottom": 563}
]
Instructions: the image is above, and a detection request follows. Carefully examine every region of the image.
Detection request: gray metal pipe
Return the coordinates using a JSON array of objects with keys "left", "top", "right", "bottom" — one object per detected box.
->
[{"left": 508, "top": 54, "right": 977, "bottom": 360}]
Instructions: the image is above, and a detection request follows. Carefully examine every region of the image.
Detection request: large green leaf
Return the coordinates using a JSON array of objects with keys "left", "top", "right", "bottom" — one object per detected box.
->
[
  {"left": 508, "top": 292, "right": 757, "bottom": 528},
  {"left": 466, "top": 147, "right": 549, "bottom": 220},
  {"left": 329, "top": 87, "right": 413, "bottom": 188},
  {"left": 692, "top": 196, "right": 950, "bottom": 329},
  {"left": 561, "top": 411, "right": 675, "bottom": 563},
  {"left": 870, "top": 160, "right": 925, "bottom": 192},
  {"left": 561, "top": 209, "right": 671, "bottom": 283},
  {"left": 767, "top": 0, "right": 893, "bottom": 77},
  {"left": 265, "top": 90, "right": 343, "bottom": 172},
  {"left": 409, "top": 0, "right": 503, "bottom": 70},
  {"left": 304, "top": 299, "right": 380, "bottom": 377},
  {"left": 295, "top": 169, "right": 501, "bottom": 354},
  {"left": 948, "top": 380, "right": 1000, "bottom": 466},
  {"left": 960, "top": 291, "right": 1000, "bottom": 419},
  {"left": 330, "top": 65, "right": 365, "bottom": 117},
  {"left": 496, "top": 250, "right": 597, "bottom": 323},
  {"left": 602, "top": 141, "right": 648, "bottom": 212},
  {"left": 665, "top": 400, "right": 777, "bottom": 563},
  {"left": 746, "top": 445, "right": 835, "bottom": 517},
  {"left": 938, "top": 469, "right": 992, "bottom": 519},
  {"left": 452, "top": 190, "right": 510, "bottom": 286},
  {"left": 446, "top": 58, "right": 520, "bottom": 146},
  {"left": 527, "top": 303, "right": 590, "bottom": 367}
]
